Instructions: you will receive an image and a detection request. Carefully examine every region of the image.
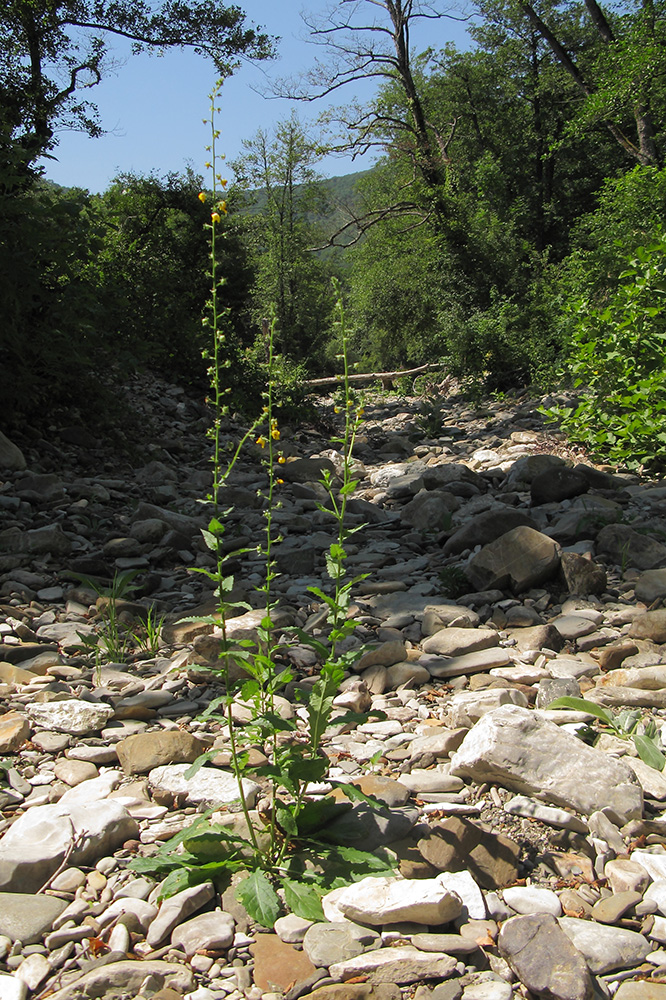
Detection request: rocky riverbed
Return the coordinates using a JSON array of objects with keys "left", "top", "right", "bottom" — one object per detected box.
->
[{"left": 3, "top": 376, "right": 666, "bottom": 1000}]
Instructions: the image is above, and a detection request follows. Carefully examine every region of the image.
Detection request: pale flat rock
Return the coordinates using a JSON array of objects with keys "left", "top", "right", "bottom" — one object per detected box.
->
[
  {"left": 148, "top": 763, "right": 259, "bottom": 809},
  {"left": 147, "top": 881, "right": 216, "bottom": 947},
  {"left": 434, "top": 871, "right": 486, "bottom": 920},
  {"left": 503, "top": 886, "right": 562, "bottom": 917},
  {"left": 449, "top": 705, "right": 643, "bottom": 823},
  {"left": 329, "top": 875, "right": 463, "bottom": 926},
  {"left": 504, "top": 796, "right": 587, "bottom": 834},
  {"left": 43, "top": 960, "right": 195, "bottom": 1000},
  {"left": 0, "top": 974, "right": 27, "bottom": 1000},
  {"left": 0, "top": 801, "right": 139, "bottom": 892},
  {"left": 625, "top": 757, "right": 666, "bottom": 800},
  {"left": 447, "top": 689, "right": 528, "bottom": 728},
  {"left": 26, "top": 700, "right": 113, "bottom": 735},
  {"left": 630, "top": 851, "right": 666, "bottom": 882},
  {"left": 15, "top": 953, "right": 50, "bottom": 991},
  {"left": 558, "top": 916, "right": 651, "bottom": 973},
  {"left": 117, "top": 730, "right": 206, "bottom": 774},
  {"left": 171, "top": 910, "right": 235, "bottom": 956},
  {"left": 58, "top": 771, "right": 122, "bottom": 804},
  {"left": 398, "top": 770, "right": 464, "bottom": 794},
  {"left": 329, "top": 946, "right": 456, "bottom": 984},
  {"left": 605, "top": 858, "right": 651, "bottom": 894},
  {"left": 426, "top": 647, "right": 512, "bottom": 679},
  {"left": 550, "top": 615, "right": 598, "bottom": 640},
  {"left": 421, "top": 628, "right": 499, "bottom": 658},
  {"left": 598, "top": 666, "right": 666, "bottom": 690},
  {"left": 303, "top": 921, "right": 380, "bottom": 967}
]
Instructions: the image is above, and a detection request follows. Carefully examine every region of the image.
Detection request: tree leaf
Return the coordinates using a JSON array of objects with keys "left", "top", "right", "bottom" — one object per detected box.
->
[{"left": 236, "top": 871, "right": 281, "bottom": 928}]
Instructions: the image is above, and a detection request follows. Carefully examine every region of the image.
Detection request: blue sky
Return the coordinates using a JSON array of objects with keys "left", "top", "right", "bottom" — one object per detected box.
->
[{"left": 41, "top": 1, "right": 473, "bottom": 193}]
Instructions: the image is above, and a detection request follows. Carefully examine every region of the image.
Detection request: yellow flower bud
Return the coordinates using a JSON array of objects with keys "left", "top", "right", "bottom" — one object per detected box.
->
[
  {"left": 198, "top": 192, "right": 207, "bottom": 203},
  {"left": 211, "top": 212, "right": 221, "bottom": 224}
]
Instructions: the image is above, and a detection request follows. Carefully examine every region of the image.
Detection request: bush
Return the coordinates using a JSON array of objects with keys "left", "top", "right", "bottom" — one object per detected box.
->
[{"left": 544, "top": 233, "right": 666, "bottom": 471}]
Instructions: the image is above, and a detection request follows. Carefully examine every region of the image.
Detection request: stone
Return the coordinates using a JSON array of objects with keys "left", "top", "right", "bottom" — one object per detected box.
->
[
  {"left": 531, "top": 467, "right": 589, "bottom": 505},
  {"left": 15, "top": 953, "right": 51, "bottom": 991},
  {"left": 449, "top": 705, "right": 643, "bottom": 823},
  {"left": 447, "top": 688, "right": 529, "bottom": 728},
  {"left": 591, "top": 890, "right": 643, "bottom": 924},
  {"left": 498, "top": 913, "right": 593, "bottom": 1000},
  {"left": 597, "top": 525, "right": 666, "bottom": 571},
  {"left": 26, "top": 700, "right": 113, "bottom": 735},
  {"left": 558, "top": 916, "right": 651, "bottom": 973},
  {"left": 0, "top": 801, "right": 139, "bottom": 892},
  {"left": 0, "top": 893, "right": 68, "bottom": 943},
  {"left": 170, "top": 910, "right": 235, "bottom": 956},
  {"left": 628, "top": 611, "right": 666, "bottom": 644},
  {"left": 425, "top": 647, "right": 511, "bottom": 679},
  {"left": 0, "top": 975, "right": 26, "bottom": 1000},
  {"left": 328, "top": 947, "right": 456, "bottom": 984},
  {"left": 421, "top": 628, "right": 499, "bottom": 658},
  {"left": 442, "top": 509, "right": 537, "bottom": 556},
  {"left": 147, "top": 882, "right": 216, "bottom": 947},
  {"left": 329, "top": 875, "right": 463, "bottom": 926},
  {"left": 434, "top": 871, "right": 486, "bottom": 920},
  {"left": 0, "top": 432, "right": 26, "bottom": 471},
  {"left": 560, "top": 552, "right": 607, "bottom": 596},
  {"left": 465, "top": 527, "right": 561, "bottom": 593},
  {"left": 299, "top": 987, "right": 400, "bottom": 1000},
  {"left": 0, "top": 714, "right": 30, "bottom": 753},
  {"left": 302, "top": 921, "right": 380, "bottom": 966},
  {"left": 503, "top": 886, "right": 562, "bottom": 917},
  {"left": 605, "top": 858, "right": 651, "bottom": 895},
  {"left": 43, "top": 960, "right": 194, "bottom": 1000},
  {"left": 615, "top": 985, "right": 666, "bottom": 1000},
  {"left": 250, "top": 933, "right": 318, "bottom": 992},
  {"left": 117, "top": 730, "right": 206, "bottom": 774},
  {"left": 274, "top": 913, "right": 313, "bottom": 944},
  {"left": 320, "top": 802, "right": 418, "bottom": 851},
  {"left": 503, "top": 796, "right": 587, "bottom": 834},
  {"left": 417, "top": 817, "right": 521, "bottom": 890},
  {"left": 148, "top": 763, "right": 259, "bottom": 809}
]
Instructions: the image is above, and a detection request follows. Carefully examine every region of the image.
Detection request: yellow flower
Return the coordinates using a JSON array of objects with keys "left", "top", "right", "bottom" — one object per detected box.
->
[
  {"left": 256, "top": 435, "right": 268, "bottom": 448},
  {"left": 211, "top": 212, "right": 221, "bottom": 224},
  {"left": 278, "top": 455, "right": 286, "bottom": 464},
  {"left": 221, "top": 179, "right": 228, "bottom": 188},
  {"left": 205, "top": 162, "right": 212, "bottom": 169},
  {"left": 271, "top": 428, "right": 280, "bottom": 440},
  {"left": 219, "top": 200, "right": 228, "bottom": 215},
  {"left": 277, "top": 478, "right": 284, "bottom": 485},
  {"left": 357, "top": 406, "right": 365, "bottom": 416},
  {"left": 198, "top": 192, "right": 207, "bottom": 203}
]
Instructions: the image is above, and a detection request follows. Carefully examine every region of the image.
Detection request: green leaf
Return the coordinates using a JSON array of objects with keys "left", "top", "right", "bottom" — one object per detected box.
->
[
  {"left": 295, "top": 796, "right": 352, "bottom": 835},
  {"left": 156, "top": 867, "right": 202, "bottom": 900},
  {"left": 633, "top": 734, "right": 666, "bottom": 771},
  {"left": 275, "top": 802, "right": 299, "bottom": 838},
  {"left": 546, "top": 696, "right": 620, "bottom": 734},
  {"left": 282, "top": 879, "right": 325, "bottom": 921},
  {"left": 235, "top": 871, "right": 281, "bottom": 928}
]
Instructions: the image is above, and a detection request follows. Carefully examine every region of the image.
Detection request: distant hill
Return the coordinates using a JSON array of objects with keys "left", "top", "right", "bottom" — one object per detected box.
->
[{"left": 239, "top": 168, "right": 373, "bottom": 255}]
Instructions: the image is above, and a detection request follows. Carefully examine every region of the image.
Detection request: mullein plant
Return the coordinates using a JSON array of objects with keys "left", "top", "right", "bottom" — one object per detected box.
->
[{"left": 129, "top": 85, "right": 392, "bottom": 926}]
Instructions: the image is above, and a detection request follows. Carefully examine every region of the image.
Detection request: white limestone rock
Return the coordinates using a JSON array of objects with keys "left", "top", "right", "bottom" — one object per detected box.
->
[{"left": 450, "top": 705, "right": 643, "bottom": 823}]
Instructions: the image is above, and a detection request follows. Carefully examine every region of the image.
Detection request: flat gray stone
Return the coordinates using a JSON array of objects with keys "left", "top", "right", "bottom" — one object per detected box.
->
[
  {"left": 170, "top": 910, "right": 235, "bottom": 956},
  {"left": 43, "top": 960, "right": 195, "bottom": 1000},
  {"left": 303, "top": 921, "right": 380, "bottom": 967},
  {"left": 558, "top": 916, "right": 651, "bottom": 973},
  {"left": 148, "top": 763, "right": 259, "bottom": 809},
  {"left": 449, "top": 705, "right": 643, "bottom": 824},
  {"left": 0, "top": 893, "right": 68, "bottom": 944},
  {"left": 329, "top": 947, "right": 456, "bottom": 985},
  {"left": 329, "top": 875, "right": 463, "bottom": 926},
  {"left": 421, "top": 628, "right": 499, "bottom": 658}
]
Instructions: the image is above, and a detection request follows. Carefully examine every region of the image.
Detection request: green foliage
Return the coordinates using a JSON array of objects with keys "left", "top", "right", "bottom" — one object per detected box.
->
[
  {"left": 544, "top": 233, "right": 666, "bottom": 470},
  {"left": 548, "top": 696, "right": 666, "bottom": 770}
]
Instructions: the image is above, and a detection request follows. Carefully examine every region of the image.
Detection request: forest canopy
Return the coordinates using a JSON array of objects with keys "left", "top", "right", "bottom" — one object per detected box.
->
[{"left": 2, "top": 0, "right": 666, "bottom": 466}]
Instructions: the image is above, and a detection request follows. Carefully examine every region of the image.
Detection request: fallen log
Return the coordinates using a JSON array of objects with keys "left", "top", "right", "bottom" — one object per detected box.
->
[{"left": 304, "top": 362, "right": 445, "bottom": 390}]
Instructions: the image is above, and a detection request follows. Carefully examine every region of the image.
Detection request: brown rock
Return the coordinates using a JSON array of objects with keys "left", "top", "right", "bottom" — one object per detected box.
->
[
  {"left": 628, "top": 611, "right": 666, "bottom": 643},
  {"left": 465, "top": 526, "right": 561, "bottom": 594},
  {"left": 498, "top": 913, "right": 594, "bottom": 1000},
  {"left": 300, "top": 986, "right": 401, "bottom": 1000},
  {"left": 116, "top": 731, "right": 206, "bottom": 775},
  {"left": 597, "top": 642, "right": 639, "bottom": 670},
  {"left": 0, "top": 712, "right": 30, "bottom": 753},
  {"left": 251, "top": 933, "right": 318, "bottom": 992},
  {"left": 417, "top": 816, "right": 521, "bottom": 889},
  {"left": 561, "top": 552, "right": 607, "bottom": 596}
]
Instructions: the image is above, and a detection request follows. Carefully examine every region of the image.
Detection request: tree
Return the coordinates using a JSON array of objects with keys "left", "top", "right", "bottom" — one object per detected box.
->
[
  {"left": 511, "top": 0, "right": 665, "bottom": 166},
  {"left": 278, "top": 0, "right": 469, "bottom": 234},
  {"left": 0, "top": 0, "right": 274, "bottom": 168},
  {"left": 232, "top": 114, "right": 335, "bottom": 364}
]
